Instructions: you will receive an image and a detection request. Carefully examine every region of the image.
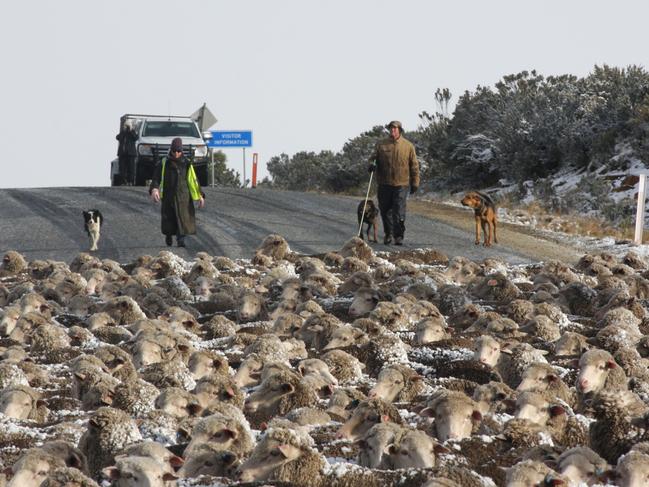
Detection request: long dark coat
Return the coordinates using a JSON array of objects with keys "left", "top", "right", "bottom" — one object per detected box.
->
[{"left": 149, "top": 156, "right": 201, "bottom": 236}]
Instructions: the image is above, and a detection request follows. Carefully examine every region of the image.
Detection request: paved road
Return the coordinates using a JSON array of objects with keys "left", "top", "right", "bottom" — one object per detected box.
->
[{"left": 0, "top": 187, "right": 540, "bottom": 265}]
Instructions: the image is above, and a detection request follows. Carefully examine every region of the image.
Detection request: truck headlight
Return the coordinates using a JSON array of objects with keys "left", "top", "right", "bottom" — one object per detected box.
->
[
  {"left": 138, "top": 144, "right": 153, "bottom": 156},
  {"left": 194, "top": 145, "right": 207, "bottom": 157}
]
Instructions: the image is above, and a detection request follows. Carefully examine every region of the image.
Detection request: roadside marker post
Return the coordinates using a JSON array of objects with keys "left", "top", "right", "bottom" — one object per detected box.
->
[
  {"left": 635, "top": 173, "right": 647, "bottom": 245},
  {"left": 252, "top": 153, "right": 258, "bottom": 188}
]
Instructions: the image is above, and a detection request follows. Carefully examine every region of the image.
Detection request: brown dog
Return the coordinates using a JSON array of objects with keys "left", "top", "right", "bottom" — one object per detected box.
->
[
  {"left": 461, "top": 191, "right": 498, "bottom": 247},
  {"left": 357, "top": 199, "right": 379, "bottom": 242}
]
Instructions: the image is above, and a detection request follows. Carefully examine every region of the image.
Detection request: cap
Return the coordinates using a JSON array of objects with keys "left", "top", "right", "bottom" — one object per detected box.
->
[
  {"left": 386, "top": 120, "right": 403, "bottom": 131},
  {"left": 170, "top": 137, "right": 183, "bottom": 152}
]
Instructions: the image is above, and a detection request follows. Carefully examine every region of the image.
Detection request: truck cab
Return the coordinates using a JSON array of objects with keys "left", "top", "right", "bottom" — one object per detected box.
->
[{"left": 111, "top": 114, "right": 211, "bottom": 186}]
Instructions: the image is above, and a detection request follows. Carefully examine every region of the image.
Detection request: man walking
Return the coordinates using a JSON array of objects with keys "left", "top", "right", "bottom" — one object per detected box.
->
[
  {"left": 116, "top": 120, "right": 138, "bottom": 185},
  {"left": 368, "top": 121, "right": 420, "bottom": 245},
  {"left": 149, "top": 137, "right": 205, "bottom": 247}
]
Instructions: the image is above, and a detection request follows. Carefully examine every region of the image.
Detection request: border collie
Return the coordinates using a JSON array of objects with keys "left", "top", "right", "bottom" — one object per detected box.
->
[{"left": 83, "top": 210, "right": 103, "bottom": 251}]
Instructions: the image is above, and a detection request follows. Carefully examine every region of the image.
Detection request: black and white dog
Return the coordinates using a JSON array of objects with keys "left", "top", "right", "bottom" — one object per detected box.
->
[{"left": 82, "top": 210, "right": 103, "bottom": 251}]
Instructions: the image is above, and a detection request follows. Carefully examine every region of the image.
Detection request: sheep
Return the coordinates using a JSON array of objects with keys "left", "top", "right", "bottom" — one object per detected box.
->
[
  {"left": 556, "top": 446, "right": 610, "bottom": 486},
  {"left": 339, "top": 236, "right": 373, "bottom": 262},
  {"left": 255, "top": 233, "right": 290, "bottom": 261},
  {"left": 40, "top": 467, "right": 99, "bottom": 487},
  {"left": 1, "top": 250, "right": 28, "bottom": 275},
  {"left": 469, "top": 272, "right": 522, "bottom": 303},
  {"left": 436, "top": 284, "right": 472, "bottom": 316},
  {"left": 326, "top": 387, "right": 367, "bottom": 421},
  {"left": 139, "top": 358, "right": 195, "bottom": 390},
  {"left": 177, "top": 447, "right": 239, "bottom": 479},
  {"left": 78, "top": 407, "right": 143, "bottom": 478},
  {"left": 420, "top": 390, "right": 482, "bottom": 441},
  {"left": 237, "top": 423, "right": 326, "bottom": 485},
  {"left": 322, "top": 324, "right": 368, "bottom": 351},
  {"left": 93, "top": 345, "right": 138, "bottom": 383},
  {"left": 617, "top": 450, "right": 649, "bottom": 487},
  {"left": 348, "top": 287, "right": 384, "bottom": 318},
  {"left": 496, "top": 342, "right": 550, "bottom": 389},
  {"left": 505, "top": 459, "right": 563, "bottom": 487},
  {"left": 554, "top": 331, "right": 589, "bottom": 357},
  {"left": 7, "top": 450, "right": 67, "bottom": 487},
  {"left": 336, "top": 398, "right": 402, "bottom": 440},
  {"left": 285, "top": 407, "right": 331, "bottom": 426},
  {"left": 243, "top": 333, "right": 307, "bottom": 363},
  {"left": 556, "top": 281, "right": 598, "bottom": 316},
  {"left": 414, "top": 316, "right": 451, "bottom": 345},
  {"left": 368, "top": 301, "right": 408, "bottom": 331},
  {"left": 159, "top": 305, "right": 200, "bottom": 334},
  {"left": 342, "top": 256, "right": 370, "bottom": 274},
  {"left": 472, "top": 381, "right": 516, "bottom": 415},
  {"left": 243, "top": 369, "right": 319, "bottom": 428},
  {"left": 116, "top": 440, "right": 183, "bottom": 476},
  {"left": 382, "top": 428, "right": 440, "bottom": 470},
  {"left": 0, "top": 362, "right": 29, "bottom": 389},
  {"left": 338, "top": 271, "right": 374, "bottom": 295},
  {"left": 184, "top": 413, "right": 255, "bottom": 457},
  {"left": 154, "top": 387, "right": 202, "bottom": 419},
  {"left": 321, "top": 349, "right": 365, "bottom": 385},
  {"left": 100, "top": 296, "right": 146, "bottom": 325},
  {"left": 111, "top": 378, "right": 160, "bottom": 415},
  {"left": 444, "top": 256, "right": 480, "bottom": 284},
  {"left": 519, "top": 315, "right": 561, "bottom": 342},
  {"left": 192, "top": 374, "right": 244, "bottom": 409},
  {"left": 577, "top": 348, "right": 628, "bottom": 395},
  {"left": 298, "top": 358, "right": 339, "bottom": 389},
  {"left": 357, "top": 422, "right": 404, "bottom": 468},
  {"left": 202, "top": 314, "right": 237, "bottom": 339},
  {"left": 368, "top": 363, "right": 424, "bottom": 403},
  {"left": 0, "top": 384, "right": 48, "bottom": 422},
  {"left": 187, "top": 349, "right": 229, "bottom": 380},
  {"left": 516, "top": 362, "right": 575, "bottom": 407},
  {"left": 102, "top": 456, "right": 177, "bottom": 487}
]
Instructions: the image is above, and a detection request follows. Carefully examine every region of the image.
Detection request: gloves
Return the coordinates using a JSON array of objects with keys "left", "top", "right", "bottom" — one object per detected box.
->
[
  {"left": 410, "top": 185, "right": 418, "bottom": 195},
  {"left": 368, "top": 164, "right": 376, "bottom": 174}
]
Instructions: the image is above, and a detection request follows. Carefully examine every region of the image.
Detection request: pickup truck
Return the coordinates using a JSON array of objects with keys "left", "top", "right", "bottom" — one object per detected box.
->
[{"left": 111, "top": 114, "right": 211, "bottom": 186}]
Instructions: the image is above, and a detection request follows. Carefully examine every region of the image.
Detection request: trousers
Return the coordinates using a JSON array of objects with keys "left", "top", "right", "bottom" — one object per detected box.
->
[{"left": 377, "top": 184, "right": 409, "bottom": 238}]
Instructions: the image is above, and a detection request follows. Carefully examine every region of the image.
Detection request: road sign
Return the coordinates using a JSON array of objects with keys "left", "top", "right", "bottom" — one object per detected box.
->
[{"left": 207, "top": 130, "right": 253, "bottom": 148}]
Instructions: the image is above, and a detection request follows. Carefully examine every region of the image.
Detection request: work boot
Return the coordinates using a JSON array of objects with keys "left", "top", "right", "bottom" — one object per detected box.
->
[
  {"left": 177, "top": 236, "right": 186, "bottom": 248},
  {"left": 394, "top": 236, "right": 403, "bottom": 246},
  {"left": 383, "top": 235, "right": 393, "bottom": 245},
  {"left": 165, "top": 235, "right": 173, "bottom": 246}
]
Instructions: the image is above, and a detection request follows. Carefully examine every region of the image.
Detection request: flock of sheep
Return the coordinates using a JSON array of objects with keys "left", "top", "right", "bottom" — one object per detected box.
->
[{"left": 1, "top": 233, "right": 649, "bottom": 486}]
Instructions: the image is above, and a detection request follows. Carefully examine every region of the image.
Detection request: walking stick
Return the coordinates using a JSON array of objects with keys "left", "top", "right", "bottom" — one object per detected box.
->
[{"left": 357, "top": 170, "right": 374, "bottom": 238}]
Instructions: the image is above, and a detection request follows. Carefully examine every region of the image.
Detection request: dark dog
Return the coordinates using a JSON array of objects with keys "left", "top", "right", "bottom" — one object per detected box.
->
[
  {"left": 83, "top": 210, "right": 103, "bottom": 251},
  {"left": 357, "top": 200, "right": 379, "bottom": 243},
  {"left": 461, "top": 191, "right": 497, "bottom": 247}
]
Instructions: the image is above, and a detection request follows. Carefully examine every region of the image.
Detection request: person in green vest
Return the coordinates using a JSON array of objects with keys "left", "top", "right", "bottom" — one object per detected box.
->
[{"left": 149, "top": 137, "right": 205, "bottom": 247}]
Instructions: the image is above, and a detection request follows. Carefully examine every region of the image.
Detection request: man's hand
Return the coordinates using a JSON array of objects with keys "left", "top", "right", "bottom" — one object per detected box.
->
[
  {"left": 368, "top": 164, "right": 376, "bottom": 174},
  {"left": 198, "top": 197, "right": 205, "bottom": 209},
  {"left": 150, "top": 188, "right": 160, "bottom": 203},
  {"left": 410, "top": 185, "right": 418, "bottom": 195}
]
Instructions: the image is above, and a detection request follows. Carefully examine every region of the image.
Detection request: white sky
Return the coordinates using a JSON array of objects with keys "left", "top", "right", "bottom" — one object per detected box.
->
[{"left": 1, "top": 0, "right": 648, "bottom": 188}]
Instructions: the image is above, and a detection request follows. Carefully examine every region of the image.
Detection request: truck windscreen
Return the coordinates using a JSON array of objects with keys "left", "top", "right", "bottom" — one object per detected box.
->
[{"left": 143, "top": 122, "right": 200, "bottom": 138}]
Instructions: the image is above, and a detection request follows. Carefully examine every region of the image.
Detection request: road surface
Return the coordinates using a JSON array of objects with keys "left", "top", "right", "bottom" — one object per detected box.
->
[{"left": 0, "top": 187, "right": 581, "bottom": 265}]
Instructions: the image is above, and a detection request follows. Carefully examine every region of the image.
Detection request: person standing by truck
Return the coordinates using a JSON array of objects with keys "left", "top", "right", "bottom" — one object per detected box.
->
[
  {"left": 368, "top": 120, "right": 420, "bottom": 246},
  {"left": 149, "top": 138, "right": 205, "bottom": 247},
  {"left": 116, "top": 120, "right": 138, "bottom": 185}
]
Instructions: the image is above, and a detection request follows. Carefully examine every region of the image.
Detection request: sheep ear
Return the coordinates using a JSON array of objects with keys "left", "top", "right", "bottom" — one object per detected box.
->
[
  {"left": 433, "top": 443, "right": 451, "bottom": 455},
  {"left": 277, "top": 444, "right": 300, "bottom": 460},
  {"left": 549, "top": 405, "right": 565, "bottom": 417},
  {"left": 354, "top": 439, "right": 367, "bottom": 448},
  {"left": 570, "top": 358, "right": 580, "bottom": 368},
  {"left": 420, "top": 407, "right": 435, "bottom": 418},
  {"left": 280, "top": 383, "right": 295, "bottom": 394},
  {"left": 178, "top": 344, "right": 190, "bottom": 352},
  {"left": 385, "top": 443, "right": 398, "bottom": 455},
  {"left": 36, "top": 399, "right": 47, "bottom": 408},
  {"left": 187, "top": 403, "right": 203, "bottom": 416},
  {"left": 169, "top": 455, "right": 184, "bottom": 468},
  {"left": 297, "top": 364, "right": 305, "bottom": 376},
  {"left": 544, "top": 474, "right": 565, "bottom": 486},
  {"left": 163, "top": 473, "right": 179, "bottom": 481},
  {"left": 411, "top": 375, "right": 424, "bottom": 383},
  {"left": 471, "top": 410, "right": 483, "bottom": 421},
  {"left": 380, "top": 414, "right": 390, "bottom": 423},
  {"left": 547, "top": 374, "right": 558, "bottom": 383},
  {"left": 606, "top": 360, "right": 617, "bottom": 369},
  {"left": 225, "top": 387, "right": 236, "bottom": 398},
  {"left": 223, "top": 428, "right": 238, "bottom": 440},
  {"left": 102, "top": 466, "right": 120, "bottom": 480}
]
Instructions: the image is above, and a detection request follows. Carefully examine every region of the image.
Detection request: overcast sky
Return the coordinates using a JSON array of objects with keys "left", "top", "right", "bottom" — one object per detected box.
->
[{"left": 2, "top": 0, "right": 648, "bottom": 188}]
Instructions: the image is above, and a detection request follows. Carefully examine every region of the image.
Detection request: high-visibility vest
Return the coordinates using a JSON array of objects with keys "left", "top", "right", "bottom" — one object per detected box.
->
[{"left": 160, "top": 158, "right": 201, "bottom": 200}]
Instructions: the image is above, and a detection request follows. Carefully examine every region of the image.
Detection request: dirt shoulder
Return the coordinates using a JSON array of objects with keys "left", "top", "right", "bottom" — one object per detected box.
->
[{"left": 408, "top": 198, "right": 584, "bottom": 265}]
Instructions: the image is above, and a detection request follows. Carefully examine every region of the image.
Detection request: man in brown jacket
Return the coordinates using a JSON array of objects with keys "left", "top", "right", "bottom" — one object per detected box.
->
[{"left": 368, "top": 120, "right": 420, "bottom": 245}]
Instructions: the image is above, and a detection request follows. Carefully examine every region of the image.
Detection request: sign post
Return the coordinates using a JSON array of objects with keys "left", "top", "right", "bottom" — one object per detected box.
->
[{"left": 206, "top": 131, "right": 253, "bottom": 188}]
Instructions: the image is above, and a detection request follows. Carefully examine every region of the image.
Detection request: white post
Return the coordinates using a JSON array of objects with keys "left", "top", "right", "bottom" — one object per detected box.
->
[
  {"left": 243, "top": 148, "right": 246, "bottom": 188},
  {"left": 211, "top": 150, "right": 215, "bottom": 188},
  {"left": 635, "top": 173, "right": 647, "bottom": 245}
]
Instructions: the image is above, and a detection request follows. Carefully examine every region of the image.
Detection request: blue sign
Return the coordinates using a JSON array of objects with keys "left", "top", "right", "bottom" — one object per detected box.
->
[{"left": 207, "top": 130, "right": 253, "bottom": 148}]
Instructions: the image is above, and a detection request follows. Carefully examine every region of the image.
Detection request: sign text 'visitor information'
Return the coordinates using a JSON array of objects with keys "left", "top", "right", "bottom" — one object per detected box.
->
[{"left": 207, "top": 130, "right": 253, "bottom": 148}]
